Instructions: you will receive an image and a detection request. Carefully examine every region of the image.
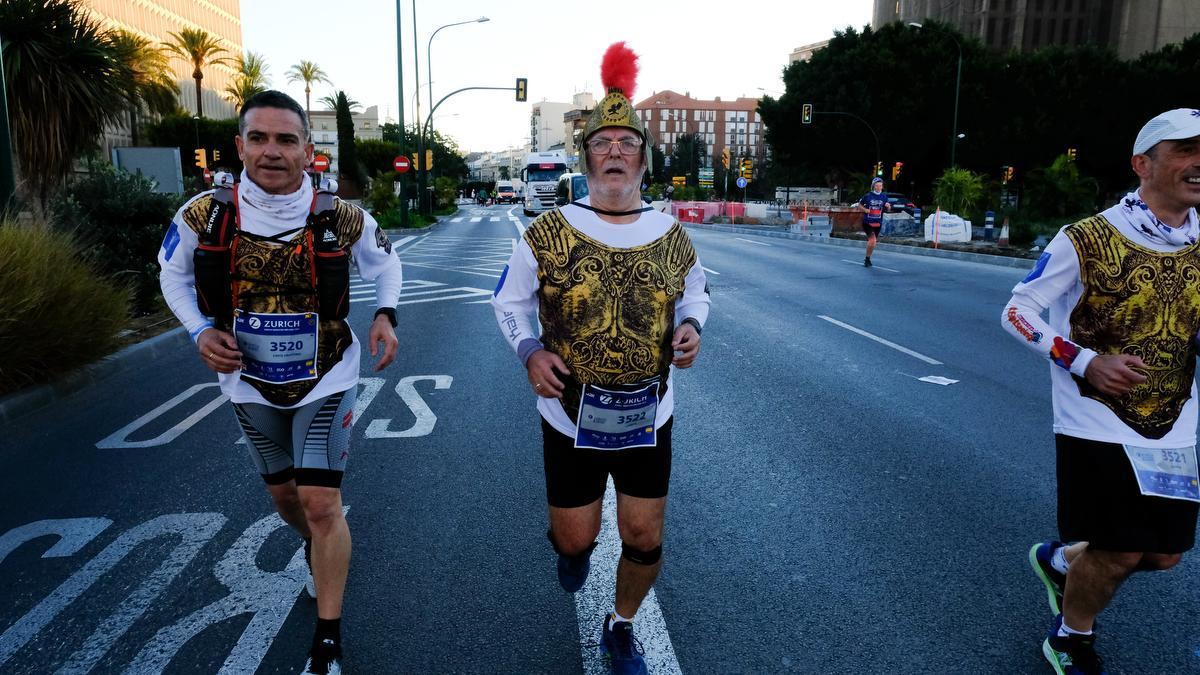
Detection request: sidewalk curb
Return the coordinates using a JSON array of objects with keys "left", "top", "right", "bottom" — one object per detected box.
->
[
  {"left": 0, "top": 326, "right": 192, "bottom": 424},
  {"left": 684, "top": 222, "right": 1037, "bottom": 269}
]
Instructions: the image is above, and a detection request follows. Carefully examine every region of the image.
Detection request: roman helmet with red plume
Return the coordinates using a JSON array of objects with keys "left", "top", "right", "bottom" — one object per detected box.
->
[{"left": 582, "top": 42, "right": 653, "bottom": 172}]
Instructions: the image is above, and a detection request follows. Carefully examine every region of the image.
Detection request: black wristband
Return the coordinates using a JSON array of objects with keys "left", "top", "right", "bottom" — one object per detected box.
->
[
  {"left": 374, "top": 307, "right": 397, "bottom": 327},
  {"left": 681, "top": 317, "right": 702, "bottom": 335}
]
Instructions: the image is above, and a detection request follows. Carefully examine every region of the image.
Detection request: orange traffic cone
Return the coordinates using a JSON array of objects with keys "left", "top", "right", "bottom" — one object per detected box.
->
[{"left": 998, "top": 218, "right": 1010, "bottom": 247}]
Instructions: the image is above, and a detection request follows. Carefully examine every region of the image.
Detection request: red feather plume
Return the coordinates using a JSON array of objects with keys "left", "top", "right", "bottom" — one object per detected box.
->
[{"left": 600, "top": 42, "right": 638, "bottom": 100}]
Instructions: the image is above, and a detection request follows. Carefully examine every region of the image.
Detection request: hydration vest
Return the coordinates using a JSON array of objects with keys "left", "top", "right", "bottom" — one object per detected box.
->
[{"left": 193, "top": 176, "right": 351, "bottom": 329}]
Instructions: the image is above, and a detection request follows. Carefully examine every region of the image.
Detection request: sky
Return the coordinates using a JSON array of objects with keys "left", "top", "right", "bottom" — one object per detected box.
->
[{"left": 241, "top": 0, "right": 874, "bottom": 153}]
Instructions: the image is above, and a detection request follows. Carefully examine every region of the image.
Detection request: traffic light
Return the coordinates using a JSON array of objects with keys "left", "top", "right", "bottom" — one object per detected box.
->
[
  {"left": 1003, "top": 166, "right": 1015, "bottom": 183},
  {"left": 740, "top": 158, "right": 753, "bottom": 179},
  {"left": 212, "top": 149, "right": 220, "bottom": 162},
  {"left": 194, "top": 148, "right": 207, "bottom": 169},
  {"left": 892, "top": 161, "right": 903, "bottom": 180},
  {"left": 874, "top": 161, "right": 883, "bottom": 176},
  {"left": 1066, "top": 147, "right": 1077, "bottom": 161},
  {"left": 515, "top": 78, "right": 527, "bottom": 102},
  {"left": 802, "top": 103, "right": 813, "bottom": 125},
  {"left": 425, "top": 149, "right": 433, "bottom": 170},
  {"left": 721, "top": 147, "right": 730, "bottom": 169}
]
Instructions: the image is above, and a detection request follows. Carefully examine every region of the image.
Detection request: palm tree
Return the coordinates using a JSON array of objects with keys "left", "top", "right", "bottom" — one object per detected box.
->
[
  {"left": 0, "top": 0, "right": 129, "bottom": 207},
  {"left": 109, "top": 30, "right": 180, "bottom": 146},
  {"left": 223, "top": 51, "right": 270, "bottom": 108},
  {"left": 286, "top": 60, "right": 330, "bottom": 120},
  {"left": 163, "top": 28, "right": 232, "bottom": 118},
  {"left": 318, "top": 93, "right": 361, "bottom": 112}
]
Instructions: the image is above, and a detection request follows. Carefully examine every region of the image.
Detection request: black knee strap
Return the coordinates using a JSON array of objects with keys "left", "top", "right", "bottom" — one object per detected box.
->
[
  {"left": 621, "top": 542, "right": 662, "bottom": 565},
  {"left": 547, "top": 529, "right": 597, "bottom": 559}
]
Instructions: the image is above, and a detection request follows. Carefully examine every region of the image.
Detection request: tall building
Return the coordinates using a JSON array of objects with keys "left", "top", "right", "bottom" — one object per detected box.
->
[
  {"left": 633, "top": 91, "right": 765, "bottom": 168},
  {"left": 790, "top": 39, "right": 831, "bottom": 63},
  {"left": 562, "top": 92, "right": 596, "bottom": 167},
  {"left": 530, "top": 101, "right": 572, "bottom": 153},
  {"left": 309, "top": 106, "right": 382, "bottom": 177},
  {"left": 80, "top": 0, "right": 244, "bottom": 153},
  {"left": 872, "top": 0, "right": 1197, "bottom": 57}
]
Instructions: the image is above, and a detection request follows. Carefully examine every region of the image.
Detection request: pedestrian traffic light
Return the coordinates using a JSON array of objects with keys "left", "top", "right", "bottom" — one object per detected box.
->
[
  {"left": 892, "top": 161, "right": 903, "bottom": 180},
  {"left": 212, "top": 149, "right": 220, "bottom": 162},
  {"left": 194, "top": 148, "right": 207, "bottom": 169},
  {"left": 1003, "top": 166, "right": 1015, "bottom": 183},
  {"left": 802, "top": 103, "right": 813, "bottom": 125},
  {"left": 1066, "top": 147, "right": 1077, "bottom": 161},
  {"left": 874, "top": 161, "right": 882, "bottom": 176},
  {"left": 721, "top": 147, "right": 730, "bottom": 169},
  {"left": 515, "top": 78, "right": 527, "bottom": 102}
]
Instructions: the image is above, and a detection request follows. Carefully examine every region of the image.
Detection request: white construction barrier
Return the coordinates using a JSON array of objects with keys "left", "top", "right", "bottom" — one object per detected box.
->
[{"left": 923, "top": 211, "right": 972, "bottom": 243}]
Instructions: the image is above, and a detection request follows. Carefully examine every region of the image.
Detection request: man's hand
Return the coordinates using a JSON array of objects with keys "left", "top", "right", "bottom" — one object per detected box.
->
[
  {"left": 368, "top": 315, "right": 399, "bottom": 372},
  {"left": 671, "top": 322, "right": 702, "bottom": 368},
  {"left": 526, "top": 349, "right": 570, "bottom": 398},
  {"left": 1084, "top": 354, "right": 1148, "bottom": 396},
  {"left": 196, "top": 328, "right": 242, "bottom": 374}
]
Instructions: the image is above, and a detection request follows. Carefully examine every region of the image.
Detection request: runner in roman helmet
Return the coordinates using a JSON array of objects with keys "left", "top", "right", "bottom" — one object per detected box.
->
[{"left": 491, "top": 42, "right": 710, "bottom": 675}]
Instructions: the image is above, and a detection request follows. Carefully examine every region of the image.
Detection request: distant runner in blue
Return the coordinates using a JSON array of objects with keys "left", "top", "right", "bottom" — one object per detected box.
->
[{"left": 857, "top": 177, "right": 891, "bottom": 267}]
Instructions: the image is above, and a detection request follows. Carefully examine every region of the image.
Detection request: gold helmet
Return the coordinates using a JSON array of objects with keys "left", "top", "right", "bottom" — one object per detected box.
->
[{"left": 582, "top": 42, "right": 653, "bottom": 174}]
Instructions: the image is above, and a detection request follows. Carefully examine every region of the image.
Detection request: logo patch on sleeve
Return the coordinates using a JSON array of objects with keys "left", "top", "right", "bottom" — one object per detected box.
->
[
  {"left": 375, "top": 227, "right": 392, "bottom": 254},
  {"left": 1023, "top": 252, "right": 1051, "bottom": 283},
  {"left": 161, "top": 222, "right": 181, "bottom": 261}
]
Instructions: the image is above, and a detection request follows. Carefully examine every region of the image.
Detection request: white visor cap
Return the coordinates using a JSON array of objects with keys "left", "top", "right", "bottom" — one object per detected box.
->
[{"left": 1133, "top": 108, "right": 1200, "bottom": 155}]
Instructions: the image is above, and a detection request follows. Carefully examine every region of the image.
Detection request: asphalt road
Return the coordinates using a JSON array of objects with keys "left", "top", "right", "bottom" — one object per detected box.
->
[{"left": 0, "top": 202, "right": 1197, "bottom": 674}]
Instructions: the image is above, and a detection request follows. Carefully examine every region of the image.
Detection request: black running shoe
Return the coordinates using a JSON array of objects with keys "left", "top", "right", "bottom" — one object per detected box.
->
[
  {"left": 600, "top": 614, "right": 647, "bottom": 675},
  {"left": 864, "top": 256, "right": 873, "bottom": 267},
  {"left": 1029, "top": 540, "right": 1066, "bottom": 615},
  {"left": 1043, "top": 615, "right": 1106, "bottom": 675},
  {"left": 301, "top": 638, "right": 341, "bottom": 674}
]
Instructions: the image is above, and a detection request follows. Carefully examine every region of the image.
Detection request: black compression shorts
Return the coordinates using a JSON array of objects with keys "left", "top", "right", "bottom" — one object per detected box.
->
[
  {"left": 1056, "top": 434, "right": 1199, "bottom": 554},
  {"left": 542, "top": 417, "right": 673, "bottom": 508}
]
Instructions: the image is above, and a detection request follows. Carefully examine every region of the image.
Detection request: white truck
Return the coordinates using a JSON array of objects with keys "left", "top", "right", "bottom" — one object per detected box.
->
[{"left": 521, "top": 150, "right": 568, "bottom": 216}]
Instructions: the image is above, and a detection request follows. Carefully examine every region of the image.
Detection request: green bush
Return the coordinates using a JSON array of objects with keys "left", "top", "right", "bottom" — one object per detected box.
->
[
  {"left": 0, "top": 223, "right": 131, "bottom": 396},
  {"left": 52, "top": 166, "right": 182, "bottom": 312},
  {"left": 433, "top": 176, "right": 458, "bottom": 209},
  {"left": 362, "top": 171, "right": 399, "bottom": 217},
  {"left": 932, "top": 168, "right": 986, "bottom": 217},
  {"left": 1024, "top": 154, "right": 1100, "bottom": 221}
]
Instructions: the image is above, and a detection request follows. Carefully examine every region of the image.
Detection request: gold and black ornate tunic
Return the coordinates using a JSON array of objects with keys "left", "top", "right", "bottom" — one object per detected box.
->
[
  {"left": 181, "top": 196, "right": 365, "bottom": 407},
  {"left": 524, "top": 209, "right": 697, "bottom": 421},
  {"left": 1064, "top": 215, "right": 1200, "bottom": 439}
]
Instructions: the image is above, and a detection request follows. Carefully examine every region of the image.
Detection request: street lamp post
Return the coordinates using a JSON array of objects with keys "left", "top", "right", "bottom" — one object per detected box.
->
[
  {"left": 421, "top": 16, "right": 488, "bottom": 215},
  {"left": 909, "top": 22, "right": 962, "bottom": 167},
  {"left": 395, "top": 0, "right": 408, "bottom": 227}
]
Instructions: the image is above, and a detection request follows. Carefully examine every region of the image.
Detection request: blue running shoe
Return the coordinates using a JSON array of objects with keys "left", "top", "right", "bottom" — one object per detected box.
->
[
  {"left": 548, "top": 531, "right": 596, "bottom": 593},
  {"left": 600, "top": 615, "right": 647, "bottom": 675},
  {"left": 1029, "top": 541, "right": 1066, "bottom": 615},
  {"left": 1043, "top": 615, "right": 1106, "bottom": 675}
]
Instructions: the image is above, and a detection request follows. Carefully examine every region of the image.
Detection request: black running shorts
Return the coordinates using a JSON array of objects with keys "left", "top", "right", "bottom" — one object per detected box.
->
[
  {"left": 542, "top": 417, "right": 673, "bottom": 509},
  {"left": 862, "top": 222, "right": 881, "bottom": 237},
  {"left": 232, "top": 387, "right": 357, "bottom": 488},
  {"left": 1056, "top": 434, "right": 1199, "bottom": 554}
]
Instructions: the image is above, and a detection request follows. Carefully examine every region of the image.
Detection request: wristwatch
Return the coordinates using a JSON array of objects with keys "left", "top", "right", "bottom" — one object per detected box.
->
[
  {"left": 680, "top": 317, "right": 702, "bottom": 335},
  {"left": 374, "top": 307, "right": 398, "bottom": 327}
]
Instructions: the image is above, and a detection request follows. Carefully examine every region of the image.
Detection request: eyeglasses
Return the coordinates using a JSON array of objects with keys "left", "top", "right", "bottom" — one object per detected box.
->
[{"left": 585, "top": 137, "right": 643, "bottom": 155}]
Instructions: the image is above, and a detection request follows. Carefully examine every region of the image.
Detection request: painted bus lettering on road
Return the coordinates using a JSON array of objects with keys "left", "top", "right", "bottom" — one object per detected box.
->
[
  {"left": 0, "top": 509, "right": 343, "bottom": 672},
  {"left": 97, "top": 375, "right": 452, "bottom": 449}
]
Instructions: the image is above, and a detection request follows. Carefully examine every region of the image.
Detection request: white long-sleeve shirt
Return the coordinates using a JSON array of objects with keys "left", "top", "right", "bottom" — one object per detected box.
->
[
  {"left": 1001, "top": 201, "right": 1198, "bottom": 447},
  {"left": 158, "top": 176, "right": 402, "bottom": 408},
  {"left": 492, "top": 199, "right": 711, "bottom": 437}
]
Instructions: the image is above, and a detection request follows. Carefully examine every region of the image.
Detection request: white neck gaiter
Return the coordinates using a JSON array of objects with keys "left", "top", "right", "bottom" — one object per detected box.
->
[
  {"left": 237, "top": 169, "right": 312, "bottom": 230},
  {"left": 1117, "top": 189, "right": 1199, "bottom": 247}
]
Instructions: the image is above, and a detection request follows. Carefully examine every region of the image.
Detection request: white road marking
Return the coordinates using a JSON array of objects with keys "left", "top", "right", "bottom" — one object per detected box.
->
[
  {"left": 350, "top": 288, "right": 491, "bottom": 304},
  {"left": 390, "top": 235, "right": 417, "bottom": 251},
  {"left": 735, "top": 237, "right": 772, "bottom": 247},
  {"left": 577, "top": 477, "right": 681, "bottom": 674},
  {"left": 818, "top": 315, "right": 944, "bottom": 365},
  {"left": 489, "top": 216, "right": 501, "bottom": 222},
  {"left": 0, "top": 514, "right": 226, "bottom": 668},
  {"left": 95, "top": 384, "right": 227, "bottom": 449},
  {"left": 470, "top": 217, "right": 482, "bottom": 223},
  {"left": 364, "top": 375, "right": 452, "bottom": 438},
  {"left": 841, "top": 259, "right": 901, "bottom": 273},
  {"left": 918, "top": 375, "right": 959, "bottom": 385},
  {"left": 451, "top": 217, "right": 464, "bottom": 222},
  {"left": 507, "top": 206, "right": 525, "bottom": 235},
  {"left": 0, "top": 518, "right": 112, "bottom": 566},
  {"left": 702, "top": 266, "right": 721, "bottom": 276},
  {"left": 465, "top": 299, "right": 494, "bottom": 304}
]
